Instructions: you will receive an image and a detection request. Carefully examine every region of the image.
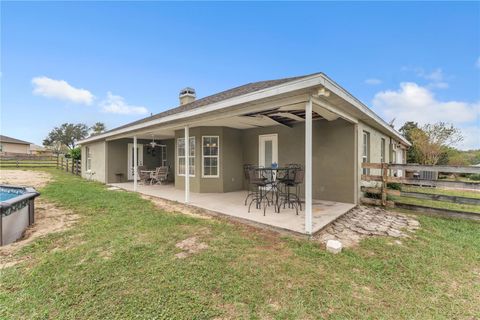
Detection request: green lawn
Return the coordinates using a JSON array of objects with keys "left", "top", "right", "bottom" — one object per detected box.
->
[
  {"left": 1, "top": 170, "right": 479, "bottom": 319},
  {"left": 392, "top": 195, "right": 480, "bottom": 214},
  {"left": 402, "top": 185, "right": 480, "bottom": 199}
]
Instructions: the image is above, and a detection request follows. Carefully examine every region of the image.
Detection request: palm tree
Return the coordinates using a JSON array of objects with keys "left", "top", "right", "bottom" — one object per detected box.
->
[{"left": 90, "top": 122, "right": 106, "bottom": 136}]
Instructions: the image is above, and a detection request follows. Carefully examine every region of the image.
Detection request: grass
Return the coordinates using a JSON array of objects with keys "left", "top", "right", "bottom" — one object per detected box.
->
[
  {"left": 1, "top": 169, "right": 479, "bottom": 319},
  {"left": 402, "top": 185, "right": 480, "bottom": 199},
  {"left": 392, "top": 195, "right": 480, "bottom": 214}
]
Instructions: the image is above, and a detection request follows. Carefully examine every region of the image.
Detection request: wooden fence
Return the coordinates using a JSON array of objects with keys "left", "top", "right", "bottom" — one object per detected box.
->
[
  {"left": 0, "top": 155, "right": 58, "bottom": 168},
  {"left": 57, "top": 158, "right": 82, "bottom": 176},
  {"left": 361, "top": 162, "right": 480, "bottom": 218},
  {"left": 0, "top": 155, "right": 82, "bottom": 176}
]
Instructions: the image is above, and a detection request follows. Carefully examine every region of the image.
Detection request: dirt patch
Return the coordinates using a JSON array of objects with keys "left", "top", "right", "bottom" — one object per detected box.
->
[
  {"left": 0, "top": 198, "right": 80, "bottom": 268},
  {"left": 0, "top": 170, "right": 79, "bottom": 268},
  {"left": 0, "top": 169, "right": 52, "bottom": 189},
  {"left": 175, "top": 236, "right": 209, "bottom": 259},
  {"left": 315, "top": 206, "right": 420, "bottom": 247},
  {"left": 141, "top": 195, "right": 212, "bottom": 220}
]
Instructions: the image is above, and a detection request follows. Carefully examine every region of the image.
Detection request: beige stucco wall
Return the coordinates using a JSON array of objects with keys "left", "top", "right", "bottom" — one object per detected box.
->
[
  {"left": 106, "top": 139, "right": 128, "bottom": 183},
  {"left": 105, "top": 138, "right": 175, "bottom": 184},
  {"left": 81, "top": 140, "right": 107, "bottom": 183},
  {"left": 242, "top": 119, "right": 356, "bottom": 203},
  {"left": 174, "top": 127, "right": 243, "bottom": 193},
  {"left": 172, "top": 121, "right": 356, "bottom": 203},
  {"left": 79, "top": 118, "right": 406, "bottom": 206},
  {"left": 357, "top": 121, "right": 406, "bottom": 196},
  {"left": 0, "top": 142, "right": 30, "bottom": 154}
]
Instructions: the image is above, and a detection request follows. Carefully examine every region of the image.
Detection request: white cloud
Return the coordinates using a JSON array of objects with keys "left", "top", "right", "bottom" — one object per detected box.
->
[
  {"left": 458, "top": 126, "right": 480, "bottom": 150},
  {"left": 365, "top": 78, "right": 382, "bottom": 85},
  {"left": 100, "top": 92, "right": 148, "bottom": 115},
  {"left": 372, "top": 82, "right": 479, "bottom": 149},
  {"left": 32, "top": 76, "right": 94, "bottom": 105},
  {"left": 427, "top": 81, "right": 449, "bottom": 89},
  {"left": 402, "top": 67, "right": 450, "bottom": 90},
  {"left": 476, "top": 57, "right": 480, "bottom": 69},
  {"left": 418, "top": 68, "right": 444, "bottom": 82}
]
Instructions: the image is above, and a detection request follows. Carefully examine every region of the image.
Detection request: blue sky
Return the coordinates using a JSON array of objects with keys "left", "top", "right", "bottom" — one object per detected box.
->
[{"left": 1, "top": 2, "right": 479, "bottom": 149}]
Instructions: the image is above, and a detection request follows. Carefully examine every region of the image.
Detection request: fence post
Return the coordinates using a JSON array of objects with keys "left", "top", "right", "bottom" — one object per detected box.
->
[
  {"left": 75, "top": 160, "right": 79, "bottom": 175},
  {"left": 381, "top": 163, "right": 388, "bottom": 206},
  {"left": 61, "top": 157, "right": 64, "bottom": 171},
  {"left": 56, "top": 156, "right": 59, "bottom": 168},
  {"left": 66, "top": 159, "right": 69, "bottom": 172},
  {"left": 16, "top": 160, "right": 19, "bottom": 168}
]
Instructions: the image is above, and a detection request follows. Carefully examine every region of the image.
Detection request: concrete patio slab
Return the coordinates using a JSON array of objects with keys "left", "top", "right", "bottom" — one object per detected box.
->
[{"left": 109, "top": 182, "right": 356, "bottom": 235}]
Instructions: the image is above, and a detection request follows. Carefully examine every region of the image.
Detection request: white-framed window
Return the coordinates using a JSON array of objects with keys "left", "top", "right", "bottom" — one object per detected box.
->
[
  {"left": 177, "top": 137, "right": 195, "bottom": 176},
  {"left": 86, "top": 146, "right": 92, "bottom": 171},
  {"left": 202, "top": 136, "right": 219, "bottom": 178},
  {"left": 362, "top": 131, "right": 370, "bottom": 175},
  {"left": 380, "top": 138, "right": 386, "bottom": 163}
]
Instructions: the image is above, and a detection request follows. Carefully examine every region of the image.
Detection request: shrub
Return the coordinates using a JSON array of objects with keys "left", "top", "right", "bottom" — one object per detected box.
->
[
  {"left": 69, "top": 147, "right": 81, "bottom": 160},
  {"left": 387, "top": 182, "right": 402, "bottom": 191},
  {"left": 469, "top": 174, "right": 480, "bottom": 181}
]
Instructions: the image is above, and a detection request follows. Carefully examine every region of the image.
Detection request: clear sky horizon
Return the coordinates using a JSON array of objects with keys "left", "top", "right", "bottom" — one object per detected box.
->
[{"left": 1, "top": 1, "right": 479, "bottom": 149}]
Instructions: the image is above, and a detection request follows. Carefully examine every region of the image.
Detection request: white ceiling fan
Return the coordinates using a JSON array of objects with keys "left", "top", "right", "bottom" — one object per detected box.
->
[{"left": 149, "top": 135, "right": 158, "bottom": 148}]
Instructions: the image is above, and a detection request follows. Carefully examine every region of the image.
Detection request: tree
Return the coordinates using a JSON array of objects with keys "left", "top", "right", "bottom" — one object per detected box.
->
[
  {"left": 46, "top": 140, "right": 68, "bottom": 156},
  {"left": 399, "top": 121, "right": 421, "bottom": 163},
  {"left": 43, "top": 123, "right": 89, "bottom": 151},
  {"left": 90, "top": 122, "right": 106, "bottom": 136},
  {"left": 409, "top": 122, "right": 463, "bottom": 165},
  {"left": 69, "top": 147, "right": 82, "bottom": 160}
]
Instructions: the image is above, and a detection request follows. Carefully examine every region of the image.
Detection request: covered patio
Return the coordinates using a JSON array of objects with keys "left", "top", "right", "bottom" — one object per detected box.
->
[
  {"left": 100, "top": 92, "right": 359, "bottom": 235},
  {"left": 108, "top": 182, "right": 355, "bottom": 234}
]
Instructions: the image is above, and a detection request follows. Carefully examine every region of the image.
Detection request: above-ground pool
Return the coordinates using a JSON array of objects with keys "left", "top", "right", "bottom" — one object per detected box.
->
[{"left": 0, "top": 185, "right": 39, "bottom": 246}]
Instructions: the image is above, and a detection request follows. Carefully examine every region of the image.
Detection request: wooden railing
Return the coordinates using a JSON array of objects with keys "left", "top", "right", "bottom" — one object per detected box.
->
[
  {"left": 360, "top": 162, "right": 480, "bottom": 209},
  {"left": 0, "top": 155, "right": 82, "bottom": 176},
  {"left": 57, "top": 157, "right": 82, "bottom": 176},
  {"left": 0, "top": 155, "right": 58, "bottom": 168}
]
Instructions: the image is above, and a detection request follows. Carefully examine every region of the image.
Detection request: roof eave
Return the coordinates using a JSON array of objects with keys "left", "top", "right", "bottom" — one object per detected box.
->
[
  {"left": 78, "top": 73, "right": 327, "bottom": 144},
  {"left": 78, "top": 72, "right": 410, "bottom": 147}
]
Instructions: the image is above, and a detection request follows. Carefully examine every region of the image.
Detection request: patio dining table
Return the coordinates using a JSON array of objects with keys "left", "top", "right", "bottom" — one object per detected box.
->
[
  {"left": 139, "top": 170, "right": 155, "bottom": 184},
  {"left": 254, "top": 167, "right": 292, "bottom": 213}
]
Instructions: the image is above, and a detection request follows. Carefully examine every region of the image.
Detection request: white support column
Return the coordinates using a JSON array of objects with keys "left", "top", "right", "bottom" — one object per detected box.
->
[
  {"left": 133, "top": 135, "right": 138, "bottom": 192},
  {"left": 305, "top": 98, "right": 313, "bottom": 235},
  {"left": 184, "top": 126, "right": 190, "bottom": 203}
]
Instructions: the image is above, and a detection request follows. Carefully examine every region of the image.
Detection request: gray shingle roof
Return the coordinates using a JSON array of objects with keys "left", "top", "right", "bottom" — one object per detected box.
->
[
  {"left": 0, "top": 135, "right": 31, "bottom": 145},
  {"left": 104, "top": 72, "right": 321, "bottom": 134}
]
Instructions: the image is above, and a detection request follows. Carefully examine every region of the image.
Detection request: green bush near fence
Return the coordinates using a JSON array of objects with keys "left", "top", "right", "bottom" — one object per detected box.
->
[{"left": 468, "top": 173, "right": 480, "bottom": 181}]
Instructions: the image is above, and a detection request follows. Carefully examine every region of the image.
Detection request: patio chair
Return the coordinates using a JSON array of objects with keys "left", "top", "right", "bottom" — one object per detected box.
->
[
  {"left": 150, "top": 166, "right": 169, "bottom": 185},
  {"left": 244, "top": 164, "right": 258, "bottom": 206},
  {"left": 278, "top": 165, "right": 304, "bottom": 215},
  {"left": 138, "top": 166, "right": 150, "bottom": 185},
  {"left": 247, "top": 166, "right": 272, "bottom": 216}
]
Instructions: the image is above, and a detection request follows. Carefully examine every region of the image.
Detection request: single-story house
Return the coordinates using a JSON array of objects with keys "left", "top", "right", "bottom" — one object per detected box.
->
[
  {"left": 78, "top": 72, "right": 410, "bottom": 234},
  {"left": 0, "top": 135, "right": 32, "bottom": 155},
  {"left": 29, "top": 144, "right": 54, "bottom": 156}
]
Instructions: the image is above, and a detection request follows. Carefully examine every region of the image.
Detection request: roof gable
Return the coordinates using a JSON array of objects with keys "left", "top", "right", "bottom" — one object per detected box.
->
[
  {"left": 103, "top": 73, "right": 321, "bottom": 134},
  {"left": 0, "top": 135, "right": 31, "bottom": 145}
]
